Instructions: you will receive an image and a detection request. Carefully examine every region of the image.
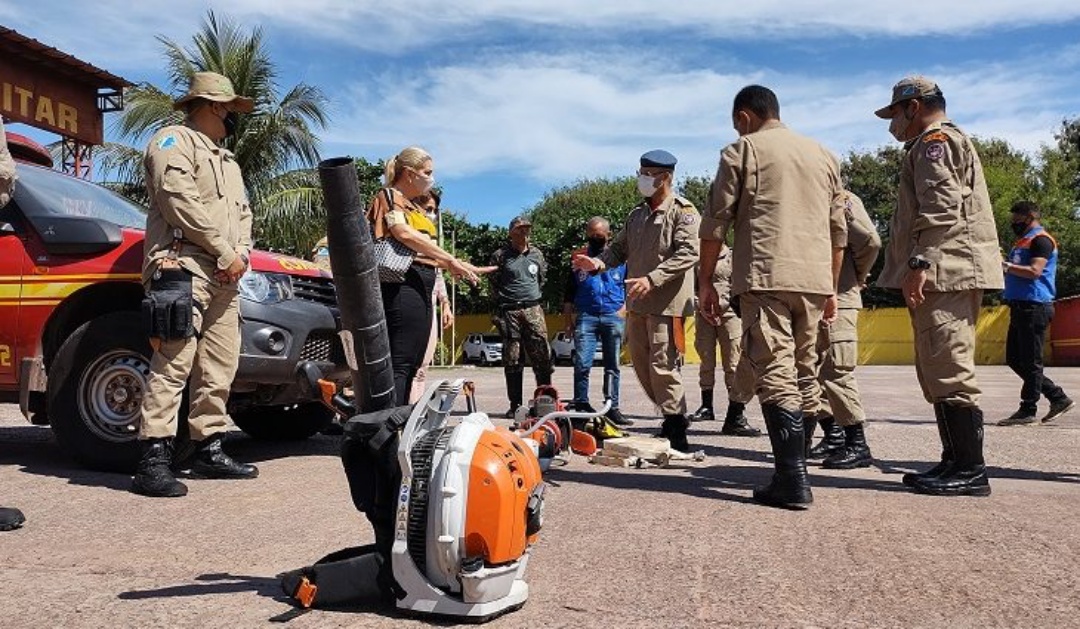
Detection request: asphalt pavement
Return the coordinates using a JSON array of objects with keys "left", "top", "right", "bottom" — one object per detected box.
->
[{"left": 2, "top": 365, "right": 1079, "bottom": 628}]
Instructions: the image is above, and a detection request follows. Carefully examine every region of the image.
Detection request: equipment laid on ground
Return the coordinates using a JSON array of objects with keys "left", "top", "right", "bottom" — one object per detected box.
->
[{"left": 590, "top": 436, "right": 706, "bottom": 468}]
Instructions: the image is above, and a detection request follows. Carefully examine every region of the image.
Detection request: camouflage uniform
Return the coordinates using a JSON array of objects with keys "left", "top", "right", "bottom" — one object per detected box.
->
[{"left": 489, "top": 241, "right": 553, "bottom": 411}]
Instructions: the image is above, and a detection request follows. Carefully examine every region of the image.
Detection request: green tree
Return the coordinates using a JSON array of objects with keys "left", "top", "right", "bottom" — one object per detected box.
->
[
  {"left": 439, "top": 212, "right": 508, "bottom": 314},
  {"left": 100, "top": 10, "right": 329, "bottom": 255},
  {"left": 524, "top": 177, "right": 640, "bottom": 311},
  {"left": 841, "top": 146, "right": 904, "bottom": 307}
]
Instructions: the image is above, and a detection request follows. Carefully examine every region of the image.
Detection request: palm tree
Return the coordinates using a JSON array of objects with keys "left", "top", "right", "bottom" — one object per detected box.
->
[{"left": 101, "top": 11, "right": 329, "bottom": 255}]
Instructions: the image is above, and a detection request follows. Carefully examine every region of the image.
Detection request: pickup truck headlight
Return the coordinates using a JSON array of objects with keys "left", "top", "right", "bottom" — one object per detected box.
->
[{"left": 238, "top": 271, "right": 294, "bottom": 304}]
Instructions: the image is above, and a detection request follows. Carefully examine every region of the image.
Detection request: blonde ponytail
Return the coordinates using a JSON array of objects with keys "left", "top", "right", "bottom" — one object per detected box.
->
[{"left": 384, "top": 146, "right": 431, "bottom": 186}]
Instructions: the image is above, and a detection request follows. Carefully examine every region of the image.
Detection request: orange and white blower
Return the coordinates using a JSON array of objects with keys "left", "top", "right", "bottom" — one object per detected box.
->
[{"left": 281, "top": 379, "right": 565, "bottom": 622}]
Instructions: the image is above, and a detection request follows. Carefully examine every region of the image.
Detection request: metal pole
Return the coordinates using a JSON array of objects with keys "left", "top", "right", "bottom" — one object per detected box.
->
[{"left": 451, "top": 229, "right": 457, "bottom": 367}]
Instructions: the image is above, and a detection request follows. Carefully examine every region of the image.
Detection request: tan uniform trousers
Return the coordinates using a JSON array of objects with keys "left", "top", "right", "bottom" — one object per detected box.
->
[
  {"left": 816, "top": 308, "right": 865, "bottom": 425},
  {"left": 740, "top": 291, "right": 827, "bottom": 413},
  {"left": 694, "top": 310, "right": 754, "bottom": 404},
  {"left": 139, "top": 276, "right": 240, "bottom": 440},
  {"left": 627, "top": 312, "right": 687, "bottom": 416},
  {"left": 910, "top": 290, "right": 983, "bottom": 407}
]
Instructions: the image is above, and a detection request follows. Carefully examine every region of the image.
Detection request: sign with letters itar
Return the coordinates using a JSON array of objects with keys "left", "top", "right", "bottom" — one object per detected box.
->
[{"left": 1, "top": 55, "right": 104, "bottom": 145}]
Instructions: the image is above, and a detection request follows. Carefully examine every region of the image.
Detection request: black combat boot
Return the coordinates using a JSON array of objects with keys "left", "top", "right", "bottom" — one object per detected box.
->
[
  {"left": 0, "top": 507, "right": 26, "bottom": 531},
  {"left": 536, "top": 369, "right": 552, "bottom": 387},
  {"left": 504, "top": 369, "right": 524, "bottom": 419},
  {"left": 822, "top": 423, "right": 872, "bottom": 469},
  {"left": 661, "top": 414, "right": 691, "bottom": 453},
  {"left": 804, "top": 416, "right": 818, "bottom": 457},
  {"left": 753, "top": 404, "right": 812, "bottom": 509},
  {"left": 912, "top": 405, "right": 990, "bottom": 497},
  {"left": 130, "top": 438, "right": 189, "bottom": 497},
  {"left": 902, "top": 403, "right": 953, "bottom": 487},
  {"left": 720, "top": 401, "right": 762, "bottom": 437},
  {"left": 691, "top": 389, "right": 715, "bottom": 421},
  {"left": 190, "top": 435, "right": 259, "bottom": 479},
  {"left": 807, "top": 415, "right": 845, "bottom": 460}
]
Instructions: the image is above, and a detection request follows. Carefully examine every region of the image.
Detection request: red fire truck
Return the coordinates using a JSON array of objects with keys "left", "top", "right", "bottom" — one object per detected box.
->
[{"left": 1, "top": 133, "right": 349, "bottom": 472}]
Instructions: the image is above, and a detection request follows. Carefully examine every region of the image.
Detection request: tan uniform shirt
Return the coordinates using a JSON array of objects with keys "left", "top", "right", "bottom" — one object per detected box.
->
[
  {"left": 602, "top": 193, "right": 700, "bottom": 317},
  {"left": 142, "top": 125, "right": 252, "bottom": 283},
  {"left": 838, "top": 192, "right": 882, "bottom": 309},
  {"left": 701, "top": 120, "right": 848, "bottom": 296},
  {"left": 0, "top": 118, "right": 16, "bottom": 208},
  {"left": 877, "top": 120, "right": 1004, "bottom": 292},
  {"left": 710, "top": 247, "right": 734, "bottom": 313}
]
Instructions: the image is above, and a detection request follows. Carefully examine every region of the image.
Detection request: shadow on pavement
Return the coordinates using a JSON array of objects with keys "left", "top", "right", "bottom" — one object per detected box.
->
[
  {"left": 0, "top": 425, "right": 342, "bottom": 491},
  {"left": 118, "top": 572, "right": 283, "bottom": 601},
  {"left": 874, "top": 457, "right": 1080, "bottom": 484}
]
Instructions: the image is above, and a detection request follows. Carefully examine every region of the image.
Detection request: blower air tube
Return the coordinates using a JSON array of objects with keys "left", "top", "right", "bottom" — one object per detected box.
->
[{"left": 318, "top": 157, "right": 395, "bottom": 414}]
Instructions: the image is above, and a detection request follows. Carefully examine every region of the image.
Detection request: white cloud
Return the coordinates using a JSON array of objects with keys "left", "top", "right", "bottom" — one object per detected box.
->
[
  {"left": 6, "top": 0, "right": 1080, "bottom": 68},
  {"left": 325, "top": 46, "right": 1080, "bottom": 187}
]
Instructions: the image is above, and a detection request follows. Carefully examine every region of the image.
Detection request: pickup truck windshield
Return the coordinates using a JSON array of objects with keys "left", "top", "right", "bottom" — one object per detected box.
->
[{"left": 14, "top": 163, "right": 147, "bottom": 230}]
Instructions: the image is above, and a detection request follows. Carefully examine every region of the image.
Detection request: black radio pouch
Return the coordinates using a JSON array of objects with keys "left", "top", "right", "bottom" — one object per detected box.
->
[{"left": 142, "top": 267, "right": 196, "bottom": 341}]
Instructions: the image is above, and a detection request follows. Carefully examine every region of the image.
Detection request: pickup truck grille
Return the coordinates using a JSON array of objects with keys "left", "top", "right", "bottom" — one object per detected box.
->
[
  {"left": 300, "top": 331, "right": 344, "bottom": 364},
  {"left": 292, "top": 276, "right": 337, "bottom": 307}
]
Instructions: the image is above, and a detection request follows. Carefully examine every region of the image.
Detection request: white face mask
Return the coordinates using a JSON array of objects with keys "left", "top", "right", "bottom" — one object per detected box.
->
[
  {"left": 888, "top": 104, "right": 914, "bottom": 142},
  {"left": 414, "top": 173, "right": 435, "bottom": 194},
  {"left": 637, "top": 174, "right": 658, "bottom": 198}
]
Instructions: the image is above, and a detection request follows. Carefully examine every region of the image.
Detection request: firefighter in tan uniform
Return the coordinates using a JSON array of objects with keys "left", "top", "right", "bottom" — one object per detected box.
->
[
  {"left": 1, "top": 118, "right": 27, "bottom": 530},
  {"left": 806, "top": 191, "right": 881, "bottom": 469},
  {"left": 874, "top": 77, "right": 1003, "bottom": 497},
  {"left": 700, "top": 86, "right": 847, "bottom": 510},
  {"left": 131, "top": 72, "right": 259, "bottom": 498},
  {"left": 574, "top": 150, "right": 700, "bottom": 452},
  {"left": 691, "top": 245, "right": 760, "bottom": 437}
]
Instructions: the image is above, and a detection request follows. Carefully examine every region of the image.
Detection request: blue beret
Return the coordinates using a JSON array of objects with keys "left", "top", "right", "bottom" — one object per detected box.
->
[{"left": 640, "top": 149, "right": 677, "bottom": 170}]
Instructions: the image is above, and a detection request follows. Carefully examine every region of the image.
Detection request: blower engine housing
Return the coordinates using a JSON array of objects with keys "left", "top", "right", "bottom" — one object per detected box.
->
[{"left": 393, "top": 380, "right": 545, "bottom": 619}]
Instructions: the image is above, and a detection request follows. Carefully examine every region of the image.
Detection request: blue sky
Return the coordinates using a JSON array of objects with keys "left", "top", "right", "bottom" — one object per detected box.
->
[{"left": 3, "top": 1, "right": 1080, "bottom": 227}]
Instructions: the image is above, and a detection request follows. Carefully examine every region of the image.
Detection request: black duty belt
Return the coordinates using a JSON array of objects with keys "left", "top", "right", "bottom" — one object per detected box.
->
[{"left": 499, "top": 300, "right": 539, "bottom": 312}]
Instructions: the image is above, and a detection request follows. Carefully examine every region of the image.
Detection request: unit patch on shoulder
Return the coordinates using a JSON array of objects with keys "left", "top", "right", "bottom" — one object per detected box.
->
[
  {"left": 922, "top": 131, "right": 948, "bottom": 144},
  {"left": 925, "top": 142, "right": 945, "bottom": 161},
  {"left": 157, "top": 135, "right": 177, "bottom": 150},
  {"left": 681, "top": 211, "right": 697, "bottom": 225}
]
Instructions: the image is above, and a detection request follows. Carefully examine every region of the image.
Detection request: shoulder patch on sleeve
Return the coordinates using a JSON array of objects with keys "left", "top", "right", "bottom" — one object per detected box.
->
[
  {"left": 922, "top": 131, "right": 948, "bottom": 144},
  {"left": 681, "top": 211, "right": 698, "bottom": 225},
  {"left": 156, "top": 135, "right": 177, "bottom": 150},
  {"left": 924, "top": 142, "right": 946, "bottom": 161}
]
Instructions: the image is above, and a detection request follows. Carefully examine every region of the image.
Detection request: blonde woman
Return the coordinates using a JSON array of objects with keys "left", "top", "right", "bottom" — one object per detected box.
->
[{"left": 367, "top": 146, "right": 483, "bottom": 404}]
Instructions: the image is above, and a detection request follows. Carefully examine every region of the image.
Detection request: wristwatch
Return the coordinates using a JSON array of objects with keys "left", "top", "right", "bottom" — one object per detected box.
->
[{"left": 907, "top": 255, "right": 931, "bottom": 271}]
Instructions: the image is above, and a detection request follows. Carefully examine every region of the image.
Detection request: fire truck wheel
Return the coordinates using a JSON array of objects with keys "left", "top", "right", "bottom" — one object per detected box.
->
[
  {"left": 231, "top": 403, "right": 334, "bottom": 441},
  {"left": 46, "top": 311, "right": 190, "bottom": 473}
]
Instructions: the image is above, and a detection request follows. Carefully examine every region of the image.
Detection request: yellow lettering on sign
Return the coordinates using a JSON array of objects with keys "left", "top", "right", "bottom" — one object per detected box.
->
[
  {"left": 0, "top": 82, "right": 81, "bottom": 135},
  {"left": 35, "top": 96, "right": 55, "bottom": 127},
  {"left": 57, "top": 103, "right": 78, "bottom": 134},
  {"left": 0, "top": 345, "right": 11, "bottom": 368},
  {"left": 14, "top": 86, "right": 33, "bottom": 117}
]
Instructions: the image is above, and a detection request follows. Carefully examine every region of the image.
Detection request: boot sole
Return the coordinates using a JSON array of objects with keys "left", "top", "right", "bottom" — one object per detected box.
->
[
  {"left": 0, "top": 519, "right": 26, "bottom": 531},
  {"left": 822, "top": 458, "right": 873, "bottom": 470},
  {"left": 911, "top": 484, "right": 991, "bottom": 497},
  {"left": 186, "top": 469, "right": 260, "bottom": 480},
  {"left": 130, "top": 484, "right": 188, "bottom": 498},
  {"left": 752, "top": 495, "right": 812, "bottom": 510}
]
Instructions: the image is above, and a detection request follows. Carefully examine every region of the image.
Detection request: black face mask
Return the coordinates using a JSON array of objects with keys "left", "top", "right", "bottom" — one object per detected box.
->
[
  {"left": 223, "top": 111, "right": 240, "bottom": 137},
  {"left": 1010, "top": 221, "right": 1030, "bottom": 237},
  {"left": 587, "top": 236, "right": 607, "bottom": 253}
]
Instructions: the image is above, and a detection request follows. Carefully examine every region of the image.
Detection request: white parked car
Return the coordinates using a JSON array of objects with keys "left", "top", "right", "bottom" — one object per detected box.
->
[
  {"left": 462, "top": 333, "right": 503, "bottom": 366},
  {"left": 550, "top": 331, "right": 575, "bottom": 364}
]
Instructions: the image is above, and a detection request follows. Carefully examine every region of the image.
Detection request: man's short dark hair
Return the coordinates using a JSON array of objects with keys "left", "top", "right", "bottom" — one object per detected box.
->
[
  {"left": 1011, "top": 200, "right": 1041, "bottom": 218},
  {"left": 733, "top": 85, "right": 780, "bottom": 120},
  {"left": 919, "top": 93, "right": 947, "bottom": 112}
]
